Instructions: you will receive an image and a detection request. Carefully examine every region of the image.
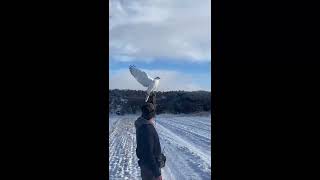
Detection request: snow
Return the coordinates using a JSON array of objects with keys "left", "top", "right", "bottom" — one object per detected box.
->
[{"left": 109, "top": 114, "right": 211, "bottom": 180}]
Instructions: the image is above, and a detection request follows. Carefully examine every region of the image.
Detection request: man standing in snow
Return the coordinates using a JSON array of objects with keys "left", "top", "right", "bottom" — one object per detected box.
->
[{"left": 135, "top": 94, "right": 163, "bottom": 180}]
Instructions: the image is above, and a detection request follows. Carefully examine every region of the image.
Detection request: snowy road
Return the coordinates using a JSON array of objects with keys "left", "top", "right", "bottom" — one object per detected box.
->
[{"left": 109, "top": 114, "right": 211, "bottom": 180}]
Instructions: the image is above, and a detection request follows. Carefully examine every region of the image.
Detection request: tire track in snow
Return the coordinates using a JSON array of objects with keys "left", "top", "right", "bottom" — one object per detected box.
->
[
  {"left": 156, "top": 117, "right": 211, "bottom": 156},
  {"left": 108, "top": 115, "right": 211, "bottom": 180},
  {"left": 109, "top": 116, "right": 140, "bottom": 180},
  {"left": 156, "top": 121, "right": 211, "bottom": 180}
]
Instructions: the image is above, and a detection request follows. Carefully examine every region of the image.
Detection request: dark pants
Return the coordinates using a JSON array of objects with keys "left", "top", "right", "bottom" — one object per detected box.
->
[{"left": 140, "top": 165, "right": 158, "bottom": 180}]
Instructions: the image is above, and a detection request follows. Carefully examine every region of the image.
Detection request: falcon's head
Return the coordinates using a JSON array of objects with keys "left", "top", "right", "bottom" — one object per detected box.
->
[{"left": 155, "top": 77, "right": 160, "bottom": 80}]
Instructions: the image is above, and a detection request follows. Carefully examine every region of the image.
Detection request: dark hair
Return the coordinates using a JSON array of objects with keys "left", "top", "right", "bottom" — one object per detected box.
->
[{"left": 141, "top": 103, "right": 156, "bottom": 120}]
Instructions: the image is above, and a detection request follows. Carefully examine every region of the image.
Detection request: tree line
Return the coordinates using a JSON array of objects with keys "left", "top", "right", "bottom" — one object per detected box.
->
[{"left": 109, "top": 89, "right": 212, "bottom": 115}]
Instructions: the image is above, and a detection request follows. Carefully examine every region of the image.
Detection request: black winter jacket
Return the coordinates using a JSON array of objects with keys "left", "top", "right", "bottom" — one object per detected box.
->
[{"left": 135, "top": 117, "right": 162, "bottom": 177}]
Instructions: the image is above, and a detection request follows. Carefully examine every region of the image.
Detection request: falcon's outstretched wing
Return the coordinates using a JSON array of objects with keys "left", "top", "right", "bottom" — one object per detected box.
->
[{"left": 129, "top": 65, "right": 153, "bottom": 87}]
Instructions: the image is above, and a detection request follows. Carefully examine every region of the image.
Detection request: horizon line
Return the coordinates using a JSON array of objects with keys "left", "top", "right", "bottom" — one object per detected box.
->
[{"left": 109, "top": 89, "right": 211, "bottom": 93}]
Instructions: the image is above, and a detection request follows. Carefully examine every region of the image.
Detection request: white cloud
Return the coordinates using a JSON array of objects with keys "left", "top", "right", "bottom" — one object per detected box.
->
[
  {"left": 109, "top": 68, "right": 210, "bottom": 91},
  {"left": 109, "top": 0, "right": 211, "bottom": 62}
]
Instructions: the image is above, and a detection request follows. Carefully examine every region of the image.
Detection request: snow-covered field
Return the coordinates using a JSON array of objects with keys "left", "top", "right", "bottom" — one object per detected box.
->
[{"left": 109, "top": 114, "right": 211, "bottom": 180}]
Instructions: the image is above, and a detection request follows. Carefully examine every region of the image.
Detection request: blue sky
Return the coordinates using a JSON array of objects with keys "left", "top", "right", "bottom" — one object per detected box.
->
[{"left": 109, "top": 0, "right": 211, "bottom": 91}]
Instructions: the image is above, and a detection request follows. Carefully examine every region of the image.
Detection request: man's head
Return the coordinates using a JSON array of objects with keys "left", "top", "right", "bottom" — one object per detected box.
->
[{"left": 141, "top": 103, "right": 156, "bottom": 120}]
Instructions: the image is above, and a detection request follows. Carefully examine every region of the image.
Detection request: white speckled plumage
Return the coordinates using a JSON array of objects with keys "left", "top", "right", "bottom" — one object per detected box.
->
[{"left": 129, "top": 65, "right": 160, "bottom": 102}]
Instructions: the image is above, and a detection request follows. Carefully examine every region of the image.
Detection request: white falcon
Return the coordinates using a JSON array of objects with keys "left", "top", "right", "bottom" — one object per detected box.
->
[{"left": 129, "top": 65, "right": 160, "bottom": 102}]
